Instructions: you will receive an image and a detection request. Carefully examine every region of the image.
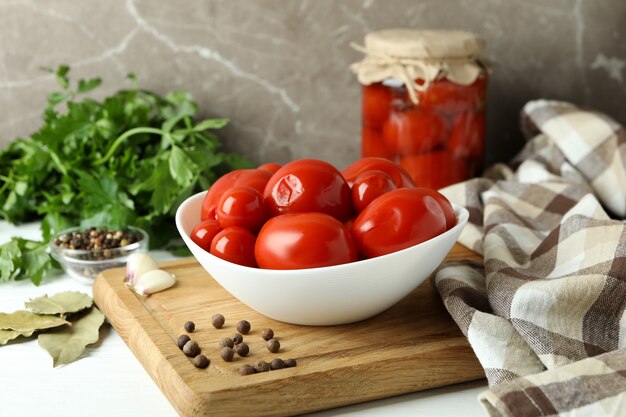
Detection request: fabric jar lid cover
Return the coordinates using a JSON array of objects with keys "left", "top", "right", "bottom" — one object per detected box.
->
[{"left": 351, "top": 28, "right": 488, "bottom": 104}]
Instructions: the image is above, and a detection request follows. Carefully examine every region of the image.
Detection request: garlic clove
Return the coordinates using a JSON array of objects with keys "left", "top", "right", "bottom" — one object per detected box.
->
[
  {"left": 131, "top": 269, "right": 176, "bottom": 295},
  {"left": 125, "top": 253, "right": 159, "bottom": 286}
]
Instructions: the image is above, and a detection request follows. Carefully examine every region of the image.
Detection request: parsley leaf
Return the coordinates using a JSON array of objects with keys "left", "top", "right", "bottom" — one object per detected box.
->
[
  {"left": 0, "top": 239, "right": 21, "bottom": 282},
  {"left": 169, "top": 146, "right": 197, "bottom": 187},
  {"left": 0, "top": 238, "right": 56, "bottom": 285}
]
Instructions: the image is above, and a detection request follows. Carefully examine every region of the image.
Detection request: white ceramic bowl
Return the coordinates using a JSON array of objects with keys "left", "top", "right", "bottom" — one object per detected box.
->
[{"left": 176, "top": 191, "right": 468, "bottom": 326}]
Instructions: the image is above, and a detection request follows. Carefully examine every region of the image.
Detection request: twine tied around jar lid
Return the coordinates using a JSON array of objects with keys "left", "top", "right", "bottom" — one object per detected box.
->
[{"left": 351, "top": 29, "right": 488, "bottom": 104}]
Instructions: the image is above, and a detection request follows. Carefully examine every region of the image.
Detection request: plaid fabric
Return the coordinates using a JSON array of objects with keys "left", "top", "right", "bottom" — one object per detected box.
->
[
  {"left": 434, "top": 100, "right": 626, "bottom": 416},
  {"left": 479, "top": 349, "right": 626, "bottom": 417}
]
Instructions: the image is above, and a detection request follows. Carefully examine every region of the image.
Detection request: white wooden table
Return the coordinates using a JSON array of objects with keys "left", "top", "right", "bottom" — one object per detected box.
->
[{"left": 0, "top": 220, "right": 487, "bottom": 417}]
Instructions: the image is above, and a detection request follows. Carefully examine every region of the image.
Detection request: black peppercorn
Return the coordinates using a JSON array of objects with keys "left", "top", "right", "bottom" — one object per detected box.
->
[
  {"left": 270, "top": 358, "right": 285, "bottom": 370},
  {"left": 220, "top": 347, "right": 235, "bottom": 362},
  {"left": 239, "top": 364, "right": 255, "bottom": 376},
  {"left": 54, "top": 227, "right": 140, "bottom": 256},
  {"left": 231, "top": 333, "right": 243, "bottom": 345},
  {"left": 267, "top": 338, "right": 280, "bottom": 353},
  {"left": 235, "top": 343, "right": 249, "bottom": 357},
  {"left": 254, "top": 360, "right": 270, "bottom": 373},
  {"left": 183, "top": 340, "right": 200, "bottom": 357},
  {"left": 184, "top": 321, "right": 195, "bottom": 333},
  {"left": 212, "top": 314, "right": 225, "bottom": 329},
  {"left": 236, "top": 320, "right": 251, "bottom": 334},
  {"left": 261, "top": 328, "right": 274, "bottom": 341},
  {"left": 177, "top": 334, "right": 191, "bottom": 350},
  {"left": 219, "top": 337, "right": 234, "bottom": 349},
  {"left": 284, "top": 358, "right": 297, "bottom": 368},
  {"left": 193, "top": 354, "right": 210, "bottom": 369}
]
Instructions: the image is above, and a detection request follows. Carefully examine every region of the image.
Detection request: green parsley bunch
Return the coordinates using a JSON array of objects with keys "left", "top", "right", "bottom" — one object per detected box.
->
[{"left": 0, "top": 66, "right": 251, "bottom": 284}]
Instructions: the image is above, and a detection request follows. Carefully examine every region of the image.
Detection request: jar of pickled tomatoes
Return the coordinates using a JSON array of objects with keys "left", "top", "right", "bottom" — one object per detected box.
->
[{"left": 351, "top": 29, "right": 488, "bottom": 189}]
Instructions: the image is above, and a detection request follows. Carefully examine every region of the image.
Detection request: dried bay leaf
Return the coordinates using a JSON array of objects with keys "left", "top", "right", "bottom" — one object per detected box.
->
[
  {"left": 0, "top": 330, "right": 21, "bottom": 345},
  {"left": 0, "top": 329, "right": 34, "bottom": 345},
  {"left": 38, "top": 307, "right": 105, "bottom": 367},
  {"left": 0, "top": 310, "right": 69, "bottom": 332},
  {"left": 26, "top": 291, "right": 93, "bottom": 316}
]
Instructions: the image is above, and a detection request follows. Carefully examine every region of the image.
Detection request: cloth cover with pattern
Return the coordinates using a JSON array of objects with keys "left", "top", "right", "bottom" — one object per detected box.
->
[{"left": 435, "top": 100, "right": 626, "bottom": 417}]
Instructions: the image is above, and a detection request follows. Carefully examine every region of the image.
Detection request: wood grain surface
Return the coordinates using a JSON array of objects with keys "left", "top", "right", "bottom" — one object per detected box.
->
[{"left": 93, "top": 244, "right": 484, "bottom": 417}]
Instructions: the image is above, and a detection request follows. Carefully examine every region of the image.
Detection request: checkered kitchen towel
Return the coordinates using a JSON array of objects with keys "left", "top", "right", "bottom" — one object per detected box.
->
[{"left": 435, "top": 100, "right": 626, "bottom": 417}]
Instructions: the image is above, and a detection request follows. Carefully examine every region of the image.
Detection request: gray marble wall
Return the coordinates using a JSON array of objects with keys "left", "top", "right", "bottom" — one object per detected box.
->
[{"left": 1, "top": 0, "right": 625, "bottom": 167}]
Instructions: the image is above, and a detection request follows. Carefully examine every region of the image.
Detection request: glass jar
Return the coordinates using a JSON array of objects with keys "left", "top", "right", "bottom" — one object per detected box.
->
[{"left": 352, "top": 29, "right": 488, "bottom": 189}]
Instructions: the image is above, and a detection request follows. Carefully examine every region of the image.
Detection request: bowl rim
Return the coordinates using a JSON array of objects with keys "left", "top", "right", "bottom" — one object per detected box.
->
[
  {"left": 176, "top": 190, "right": 468, "bottom": 276},
  {"left": 49, "top": 225, "right": 148, "bottom": 263}
]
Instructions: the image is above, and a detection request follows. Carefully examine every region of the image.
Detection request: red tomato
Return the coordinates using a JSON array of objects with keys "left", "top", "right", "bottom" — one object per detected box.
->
[
  {"left": 362, "top": 83, "right": 393, "bottom": 129},
  {"left": 446, "top": 111, "right": 486, "bottom": 158},
  {"left": 362, "top": 126, "right": 393, "bottom": 159},
  {"left": 210, "top": 227, "right": 257, "bottom": 268},
  {"left": 190, "top": 219, "right": 222, "bottom": 252},
  {"left": 399, "top": 151, "right": 471, "bottom": 190},
  {"left": 465, "top": 76, "right": 488, "bottom": 112},
  {"left": 264, "top": 159, "right": 353, "bottom": 221},
  {"left": 342, "top": 157, "right": 415, "bottom": 189},
  {"left": 258, "top": 162, "right": 282, "bottom": 174},
  {"left": 351, "top": 170, "right": 397, "bottom": 213},
  {"left": 201, "top": 169, "right": 272, "bottom": 221},
  {"left": 203, "top": 205, "right": 217, "bottom": 221},
  {"left": 255, "top": 213, "right": 357, "bottom": 270},
  {"left": 418, "top": 77, "right": 487, "bottom": 115},
  {"left": 216, "top": 186, "right": 267, "bottom": 232},
  {"left": 383, "top": 108, "right": 446, "bottom": 156},
  {"left": 415, "top": 187, "right": 456, "bottom": 230},
  {"left": 351, "top": 188, "right": 446, "bottom": 258}
]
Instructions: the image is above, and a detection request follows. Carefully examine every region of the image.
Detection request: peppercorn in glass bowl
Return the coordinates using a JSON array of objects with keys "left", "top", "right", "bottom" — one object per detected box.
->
[{"left": 50, "top": 226, "right": 149, "bottom": 284}]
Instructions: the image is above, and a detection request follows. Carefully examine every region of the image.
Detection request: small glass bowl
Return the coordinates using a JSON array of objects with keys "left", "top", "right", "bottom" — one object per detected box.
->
[{"left": 49, "top": 226, "right": 149, "bottom": 284}]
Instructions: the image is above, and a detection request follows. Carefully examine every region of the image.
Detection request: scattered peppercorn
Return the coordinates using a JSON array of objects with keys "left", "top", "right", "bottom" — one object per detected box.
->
[
  {"left": 231, "top": 333, "right": 243, "bottom": 345},
  {"left": 261, "top": 328, "right": 274, "bottom": 341},
  {"left": 267, "top": 338, "right": 280, "bottom": 353},
  {"left": 254, "top": 360, "right": 270, "bottom": 373},
  {"left": 219, "top": 337, "right": 234, "bottom": 348},
  {"left": 270, "top": 358, "right": 285, "bottom": 370},
  {"left": 193, "top": 354, "right": 210, "bottom": 369},
  {"left": 220, "top": 347, "right": 235, "bottom": 362},
  {"left": 54, "top": 227, "right": 141, "bottom": 259},
  {"left": 184, "top": 321, "right": 195, "bottom": 333},
  {"left": 212, "top": 314, "right": 225, "bottom": 329},
  {"left": 284, "top": 358, "right": 297, "bottom": 368},
  {"left": 183, "top": 340, "right": 200, "bottom": 357},
  {"left": 235, "top": 343, "right": 249, "bottom": 357},
  {"left": 239, "top": 364, "right": 255, "bottom": 376},
  {"left": 177, "top": 334, "right": 191, "bottom": 350},
  {"left": 236, "top": 320, "right": 251, "bottom": 335}
]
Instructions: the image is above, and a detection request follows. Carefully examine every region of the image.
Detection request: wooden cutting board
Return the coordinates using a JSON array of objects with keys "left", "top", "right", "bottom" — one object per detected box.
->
[{"left": 93, "top": 244, "right": 484, "bottom": 417}]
